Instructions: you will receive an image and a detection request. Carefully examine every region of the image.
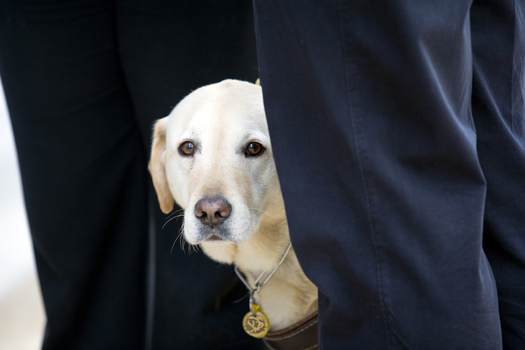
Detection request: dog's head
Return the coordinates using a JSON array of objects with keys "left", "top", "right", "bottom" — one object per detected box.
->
[{"left": 149, "top": 80, "right": 288, "bottom": 266}]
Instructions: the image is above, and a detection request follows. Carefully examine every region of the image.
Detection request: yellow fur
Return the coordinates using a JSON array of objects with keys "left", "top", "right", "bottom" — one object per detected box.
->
[{"left": 149, "top": 79, "right": 318, "bottom": 330}]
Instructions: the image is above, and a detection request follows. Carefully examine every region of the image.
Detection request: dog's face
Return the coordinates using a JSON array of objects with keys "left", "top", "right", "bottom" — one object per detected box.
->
[{"left": 149, "top": 80, "right": 287, "bottom": 264}]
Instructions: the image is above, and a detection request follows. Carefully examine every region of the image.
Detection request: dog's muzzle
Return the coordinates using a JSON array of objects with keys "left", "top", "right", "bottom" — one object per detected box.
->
[{"left": 192, "top": 196, "right": 235, "bottom": 242}]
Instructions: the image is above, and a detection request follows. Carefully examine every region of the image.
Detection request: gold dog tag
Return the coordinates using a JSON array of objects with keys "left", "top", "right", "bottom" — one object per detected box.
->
[{"left": 242, "top": 305, "right": 270, "bottom": 338}]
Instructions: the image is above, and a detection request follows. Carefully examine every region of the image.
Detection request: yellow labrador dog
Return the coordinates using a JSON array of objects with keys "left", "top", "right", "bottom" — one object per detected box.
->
[{"left": 149, "top": 79, "right": 317, "bottom": 345}]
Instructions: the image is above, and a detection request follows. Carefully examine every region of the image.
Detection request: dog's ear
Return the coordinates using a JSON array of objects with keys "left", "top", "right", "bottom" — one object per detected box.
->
[{"left": 149, "top": 117, "right": 175, "bottom": 214}]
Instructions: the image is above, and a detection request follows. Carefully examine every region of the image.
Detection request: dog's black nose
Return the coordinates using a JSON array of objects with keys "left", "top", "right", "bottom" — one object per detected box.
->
[{"left": 194, "top": 196, "right": 231, "bottom": 227}]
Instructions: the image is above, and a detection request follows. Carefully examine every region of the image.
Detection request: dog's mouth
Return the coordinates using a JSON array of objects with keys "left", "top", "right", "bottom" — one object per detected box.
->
[
  {"left": 198, "top": 231, "right": 235, "bottom": 245},
  {"left": 205, "top": 234, "right": 226, "bottom": 242}
]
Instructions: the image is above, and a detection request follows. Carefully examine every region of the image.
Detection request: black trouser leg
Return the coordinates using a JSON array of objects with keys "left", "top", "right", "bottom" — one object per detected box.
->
[
  {"left": 471, "top": 0, "right": 525, "bottom": 348},
  {"left": 115, "top": 1, "right": 262, "bottom": 348},
  {"left": 0, "top": 1, "right": 148, "bottom": 348},
  {"left": 0, "top": 0, "right": 262, "bottom": 349},
  {"left": 254, "top": 1, "right": 506, "bottom": 348}
]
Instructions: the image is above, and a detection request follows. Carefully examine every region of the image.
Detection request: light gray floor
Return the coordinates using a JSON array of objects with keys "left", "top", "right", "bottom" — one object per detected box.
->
[{"left": 0, "top": 82, "right": 45, "bottom": 350}]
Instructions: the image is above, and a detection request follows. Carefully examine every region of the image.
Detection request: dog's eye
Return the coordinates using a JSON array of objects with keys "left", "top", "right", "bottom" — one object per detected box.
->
[
  {"left": 245, "top": 142, "right": 265, "bottom": 157},
  {"left": 179, "top": 141, "right": 195, "bottom": 156}
]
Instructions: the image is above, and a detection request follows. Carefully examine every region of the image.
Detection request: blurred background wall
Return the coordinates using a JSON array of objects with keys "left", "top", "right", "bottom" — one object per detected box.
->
[{"left": 0, "top": 81, "right": 45, "bottom": 350}]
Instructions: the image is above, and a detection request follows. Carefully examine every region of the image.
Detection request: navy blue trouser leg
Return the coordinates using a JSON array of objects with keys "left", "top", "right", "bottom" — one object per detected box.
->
[
  {"left": 471, "top": 0, "right": 525, "bottom": 348},
  {"left": 254, "top": 0, "right": 524, "bottom": 348}
]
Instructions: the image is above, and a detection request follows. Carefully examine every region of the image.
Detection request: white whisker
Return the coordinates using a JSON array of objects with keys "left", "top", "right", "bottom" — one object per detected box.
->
[
  {"left": 190, "top": 243, "right": 200, "bottom": 255},
  {"left": 163, "top": 213, "right": 185, "bottom": 229},
  {"left": 249, "top": 207, "right": 275, "bottom": 219},
  {"left": 166, "top": 208, "right": 184, "bottom": 221},
  {"left": 171, "top": 221, "right": 188, "bottom": 253}
]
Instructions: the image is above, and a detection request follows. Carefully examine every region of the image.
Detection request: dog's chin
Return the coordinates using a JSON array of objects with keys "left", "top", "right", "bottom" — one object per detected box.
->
[
  {"left": 186, "top": 225, "right": 240, "bottom": 245},
  {"left": 201, "top": 235, "right": 235, "bottom": 246}
]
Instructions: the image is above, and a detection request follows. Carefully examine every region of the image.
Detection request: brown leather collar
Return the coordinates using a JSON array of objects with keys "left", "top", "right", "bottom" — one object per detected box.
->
[{"left": 263, "top": 311, "right": 318, "bottom": 350}]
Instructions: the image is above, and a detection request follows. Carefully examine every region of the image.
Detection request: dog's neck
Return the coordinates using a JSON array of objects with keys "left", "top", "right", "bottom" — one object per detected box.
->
[
  {"left": 239, "top": 249, "right": 318, "bottom": 330},
  {"left": 201, "top": 213, "right": 318, "bottom": 331}
]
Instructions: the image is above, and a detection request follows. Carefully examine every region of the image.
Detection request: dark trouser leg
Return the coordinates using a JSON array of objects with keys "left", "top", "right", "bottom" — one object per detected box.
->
[
  {"left": 115, "top": 1, "right": 262, "bottom": 349},
  {"left": 0, "top": 0, "right": 263, "bottom": 349},
  {"left": 254, "top": 1, "right": 502, "bottom": 348},
  {"left": 0, "top": 1, "right": 148, "bottom": 348},
  {"left": 471, "top": 0, "right": 525, "bottom": 348}
]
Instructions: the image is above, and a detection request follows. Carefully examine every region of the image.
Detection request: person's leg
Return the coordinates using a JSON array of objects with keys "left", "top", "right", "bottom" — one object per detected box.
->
[
  {"left": 116, "top": 0, "right": 259, "bottom": 146},
  {"left": 115, "top": 1, "right": 262, "bottom": 349},
  {"left": 471, "top": 0, "right": 525, "bottom": 348},
  {"left": 254, "top": 1, "right": 501, "bottom": 348},
  {"left": 0, "top": 1, "right": 148, "bottom": 348}
]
